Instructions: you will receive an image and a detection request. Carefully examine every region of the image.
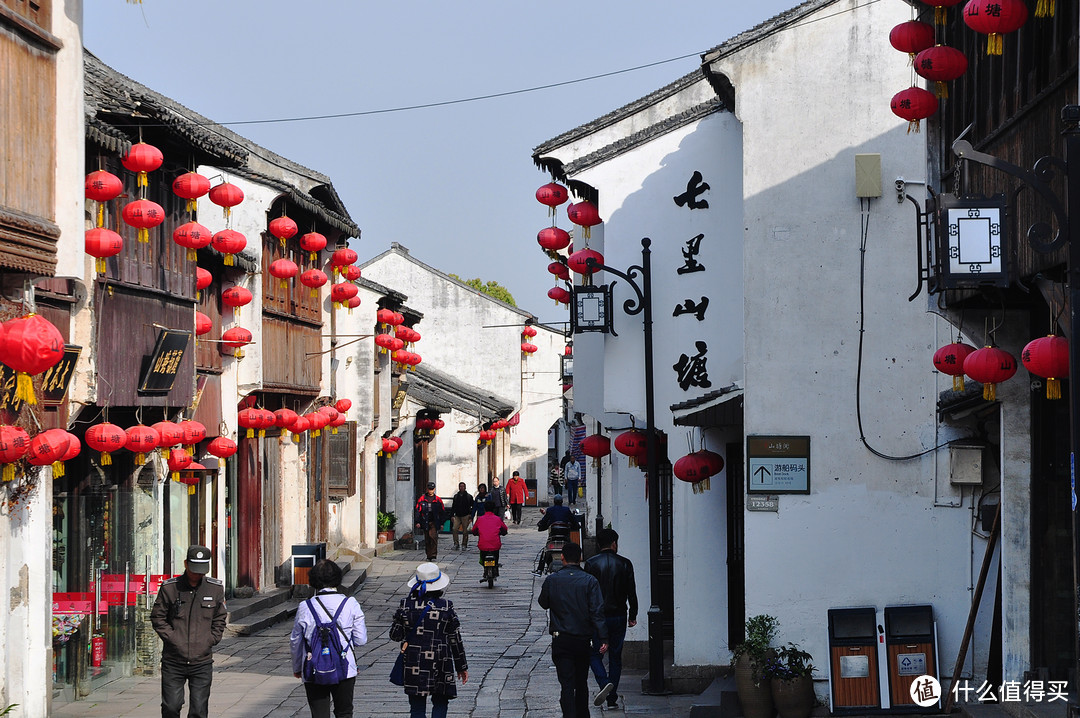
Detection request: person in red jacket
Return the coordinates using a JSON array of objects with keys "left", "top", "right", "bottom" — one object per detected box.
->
[
  {"left": 414, "top": 482, "right": 446, "bottom": 561},
  {"left": 471, "top": 501, "right": 508, "bottom": 580},
  {"left": 506, "top": 471, "right": 528, "bottom": 525}
]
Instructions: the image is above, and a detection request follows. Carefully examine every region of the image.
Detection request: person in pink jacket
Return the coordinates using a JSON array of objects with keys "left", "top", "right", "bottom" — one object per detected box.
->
[
  {"left": 506, "top": 471, "right": 528, "bottom": 525},
  {"left": 471, "top": 501, "right": 508, "bottom": 580}
]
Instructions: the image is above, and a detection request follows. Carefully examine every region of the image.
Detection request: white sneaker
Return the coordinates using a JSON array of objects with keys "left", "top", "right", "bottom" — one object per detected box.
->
[{"left": 593, "top": 683, "right": 614, "bottom": 706}]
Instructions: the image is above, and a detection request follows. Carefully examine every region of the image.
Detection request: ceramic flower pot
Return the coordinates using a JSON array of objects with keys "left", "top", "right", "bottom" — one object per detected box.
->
[
  {"left": 771, "top": 675, "right": 814, "bottom": 718},
  {"left": 735, "top": 653, "right": 776, "bottom": 718}
]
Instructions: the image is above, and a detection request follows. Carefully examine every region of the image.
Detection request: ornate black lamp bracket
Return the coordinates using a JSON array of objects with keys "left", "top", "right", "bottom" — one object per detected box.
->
[
  {"left": 584, "top": 237, "right": 651, "bottom": 318},
  {"left": 952, "top": 139, "right": 1069, "bottom": 254},
  {"left": 905, "top": 191, "right": 937, "bottom": 302}
]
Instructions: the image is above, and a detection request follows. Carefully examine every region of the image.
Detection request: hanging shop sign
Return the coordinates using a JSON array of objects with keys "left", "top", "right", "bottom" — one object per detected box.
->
[
  {"left": 935, "top": 193, "right": 1010, "bottom": 289},
  {"left": 139, "top": 330, "right": 191, "bottom": 394},
  {"left": 0, "top": 344, "right": 81, "bottom": 412},
  {"left": 747, "top": 435, "right": 810, "bottom": 494},
  {"left": 397, "top": 466, "right": 411, "bottom": 482}
]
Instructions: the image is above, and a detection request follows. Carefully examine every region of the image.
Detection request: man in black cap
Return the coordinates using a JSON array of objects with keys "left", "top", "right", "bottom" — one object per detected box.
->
[
  {"left": 414, "top": 481, "right": 446, "bottom": 561},
  {"left": 151, "top": 545, "right": 227, "bottom": 718}
]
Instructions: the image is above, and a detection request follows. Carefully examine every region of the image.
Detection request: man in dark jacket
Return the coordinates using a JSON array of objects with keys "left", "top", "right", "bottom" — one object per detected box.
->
[
  {"left": 151, "top": 545, "right": 228, "bottom": 718},
  {"left": 415, "top": 482, "right": 446, "bottom": 561},
  {"left": 538, "top": 542, "right": 609, "bottom": 717},
  {"left": 488, "top": 476, "right": 507, "bottom": 517},
  {"left": 584, "top": 528, "right": 639, "bottom": 709},
  {"left": 450, "top": 481, "right": 475, "bottom": 550},
  {"left": 537, "top": 494, "right": 580, "bottom": 532}
]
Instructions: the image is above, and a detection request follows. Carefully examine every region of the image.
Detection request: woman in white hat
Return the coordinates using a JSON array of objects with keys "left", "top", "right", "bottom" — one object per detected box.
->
[{"left": 390, "top": 562, "right": 468, "bottom": 718}]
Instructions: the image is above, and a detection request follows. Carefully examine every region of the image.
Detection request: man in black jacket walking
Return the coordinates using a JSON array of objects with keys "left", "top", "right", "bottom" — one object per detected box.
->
[
  {"left": 450, "top": 481, "right": 475, "bottom": 550},
  {"left": 151, "top": 545, "right": 228, "bottom": 718},
  {"left": 415, "top": 482, "right": 446, "bottom": 561},
  {"left": 584, "top": 528, "right": 638, "bottom": 709},
  {"left": 538, "top": 542, "right": 609, "bottom": 717}
]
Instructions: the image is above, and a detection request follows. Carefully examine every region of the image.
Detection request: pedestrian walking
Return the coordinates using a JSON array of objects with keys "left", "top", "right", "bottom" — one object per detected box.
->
[
  {"left": 506, "top": 470, "right": 528, "bottom": 525},
  {"left": 472, "top": 484, "right": 489, "bottom": 519},
  {"left": 450, "top": 482, "right": 474, "bottom": 550},
  {"left": 414, "top": 482, "right": 446, "bottom": 561},
  {"left": 150, "top": 545, "right": 228, "bottom": 718},
  {"left": 290, "top": 559, "right": 368, "bottom": 718},
  {"left": 488, "top": 476, "right": 507, "bottom": 519},
  {"left": 538, "top": 542, "right": 609, "bottom": 717},
  {"left": 564, "top": 459, "right": 581, "bottom": 505},
  {"left": 584, "top": 528, "right": 638, "bottom": 710},
  {"left": 390, "top": 563, "right": 469, "bottom": 718}
]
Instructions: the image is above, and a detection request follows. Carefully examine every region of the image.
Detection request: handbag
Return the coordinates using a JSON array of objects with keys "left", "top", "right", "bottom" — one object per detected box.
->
[{"left": 389, "top": 602, "right": 432, "bottom": 686}]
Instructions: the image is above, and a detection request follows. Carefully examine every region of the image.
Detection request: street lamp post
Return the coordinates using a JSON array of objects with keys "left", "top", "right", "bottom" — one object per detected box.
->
[{"left": 584, "top": 237, "right": 667, "bottom": 694}]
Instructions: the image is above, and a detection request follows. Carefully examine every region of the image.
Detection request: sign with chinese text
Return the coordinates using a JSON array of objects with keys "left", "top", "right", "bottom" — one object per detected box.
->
[
  {"left": 139, "top": 330, "right": 191, "bottom": 394},
  {"left": 397, "top": 466, "right": 411, "bottom": 482},
  {"left": 747, "top": 435, "right": 810, "bottom": 494},
  {"left": 0, "top": 344, "right": 81, "bottom": 412}
]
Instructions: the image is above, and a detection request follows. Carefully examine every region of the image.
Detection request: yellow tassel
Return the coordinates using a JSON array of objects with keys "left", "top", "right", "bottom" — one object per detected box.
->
[
  {"left": 331, "top": 427, "right": 339, "bottom": 435},
  {"left": 983, "top": 383, "right": 997, "bottom": 401},
  {"left": 171, "top": 471, "right": 179, "bottom": 482},
  {"left": 907, "top": 120, "right": 921, "bottom": 134},
  {"left": 583, "top": 227, "right": 591, "bottom": 240},
  {"left": 96, "top": 258, "right": 106, "bottom": 274},
  {"left": 224, "top": 254, "right": 235, "bottom": 267},
  {"left": 953, "top": 375, "right": 965, "bottom": 392},
  {"left": 280, "top": 238, "right": 287, "bottom": 250},
  {"left": 187, "top": 198, "right": 197, "bottom": 213},
  {"left": 223, "top": 207, "right": 231, "bottom": 221},
  {"left": 987, "top": 33, "right": 1003, "bottom": 55},
  {"left": 2, "top": 464, "right": 13, "bottom": 482},
  {"left": 280, "top": 279, "right": 288, "bottom": 289},
  {"left": 293, "top": 434, "right": 300, "bottom": 443},
  {"left": 135, "top": 452, "right": 146, "bottom": 465},
  {"left": 137, "top": 171, "right": 148, "bottom": 188},
  {"left": 101, "top": 451, "right": 112, "bottom": 466},
  {"left": 1048, "top": 378, "right": 1061, "bottom": 400},
  {"left": 313, "top": 429, "right": 321, "bottom": 437},
  {"left": 310, "top": 251, "right": 318, "bottom": 262},
  {"left": 233, "top": 307, "right": 240, "bottom": 320},
  {"left": 281, "top": 430, "right": 290, "bottom": 442},
  {"left": 258, "top": 429, "right": 265, "bottom": 438},
  {"left": 97, "top": 203, "right": 105, "bottom": 227},
  {"left": 15, "top": 372, "right": 36, "bottom": 405},
  {"left": 935, "top": 82, "right": 948, "bottom": 99},
  {"left": 187, "top": 249, "right": 197, "bottom": 262},
  {"left": 188, "top": 485, "right": 196, "bottom": 495},
  {"left": 52, "top": 461, "right": 64, "bottom": 478},
  {"left": 935, "top": 6, "right": 946, "bottom": 24},
  {"left": 138, "top": 228, "right": 149, "bottom": 243},
  {"left": 310, "top": 288, "right": 318, "bottom": 298}
]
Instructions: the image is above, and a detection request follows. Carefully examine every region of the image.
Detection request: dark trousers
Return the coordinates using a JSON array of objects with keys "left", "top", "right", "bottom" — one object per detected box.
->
[
  {"left": 161, "top": 660, "right": 213, "bottom": 718},
  {"left": 424, "top": 523, "right": 439, "bottom": 560},
  {"left": 510, "top": 502, "right": 523, "bottom": 524},
  {"left": 591, "top": 616, "right": 627, "bottom": 699},
  {"left": 304, "top": 677, "right": 355, "bottom": 718},
  {"left": 409, "top": 693, "right": 450, "bottom": 718},
  {"left": 567, "top": 480, "right": 578, "bottom": 503},
  {"left": 552, "top": 633, "right": 592, "bottom": 718}
]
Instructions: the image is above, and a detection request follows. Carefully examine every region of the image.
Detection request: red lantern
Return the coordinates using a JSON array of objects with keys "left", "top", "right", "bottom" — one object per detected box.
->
[
  {"left": 921, "top": 0, "right": 964, "bottom": 24},
  {"left": 889, "top": 20, "right": 935, "bottom": 61},
  {"left": 933, "top": 342, "right": 976, "bottom": 391},
  {"left": 1022, "top": 335, "right": 1070, "bottom": 399},
  {"left": 167, "top": 447, "right": 192, "bottom": 482},
  {"left": 390, "top": 312, "right": 404, "bottom": 326},
  {"left": 581, "top": 434, "right": 610, "bottom": 467},
  {"left": 0, "top": 426, "right": 29, "bottom": 482},
  {"left": 172, "top": 221, "right": 212, "bottom": 261},
  {"left": 222, "top": 327, "right": 252, "bottom": 358},
  {"left": 125, "top": 424, "right": 160, "bottom": 465},
  {"left": 300, "top": 269, "right": 328, "bottom": 298},
  {"left": 269, "top": 259, "right": 298, "bottom": 289},
  {"left": 567, "top": 201, "right": 601, "bottom": 239},
  {"left": 568, "top": 248, "right": 604, "bottom": 276},
  {"left": 416, "top": 418, "right": 435, "bottom": 431},
  {"left": 377, "top": 308, "right": 396, "bottom": 326},
  {"left": 700, "top": 449, "right": 725, "bottom": 477},
  {"left": 674, "top": 452, "right": 713, "bottom": 483},
  {"left": 614, "top": 430, "right": 648, "bottom": 467},
  {"left": 120, "top": 142, "right": 163, "bottom": 187},
  {"left": 538, "top": 226, "right": 571, "bottom": 251},
  {"left": 346, "top": 295, "right": 361, "bottom": 311},
  {"left": 258, "top": 409, "right": 277, "bottom": 438},
  {"left": 335, "top": 398, "right": 352, "bottom": 415},
  {"left": 375, "top": 334, "right": 396, "bottom": 353},
  {"left": 274, "top": 408, "right": 298, "bottom": 439},
  {"left": 85, "top": 422, "right": 126, "bottom": 465},
  {"left": 54, "top": 431, "right": 80, "bottom": 478},
  {"left": 390, "top": 436, "right": 403, "bottom": 450},
  {"left": 85, "top": 170, "right": 123, "bottom": 227},
  {"left": 318, "top": 406, "right": 340, "bottom": 422},
  {"left": 382, "top": 438, "right": 396, "bottom": 454},
  {"left": 329, "top": 414, "right": 347, "bottom": 432},
  {"left": 548, "top": 287, "right": 571, "bottom": 305},
  {"left": 0, "top": 314, "right": 64, "bottom": 406},
  {"left": 890, "top": 87, "right": 938, "bottom": 134},
  {"left": 208, "top": 182, "right": 244, "bottom": 220},
  {"left": 306, "top": 411, "right": 328, "bottom": 437},
  {"left": 300, "top": 232, "right": 327, "bottom": 262},
  {"left": 268, "top": 216, "right": 298, "bottom": 248},
  {"left": 85, "top": 228, "right": 124, "bottom": 274},
  {"left": 122, "top": 199, "right": 165, "bottom": 244},
  {"left": 342, "top": 265, "right": 362, "bottom": 282},
  {"left": 963, "top": 346, "right": 1018, "bottom": 401},
  {"left": 963, "top": 0, "right": 1028, "bottom": 54},
  {"left": 565, "top": 345, "right": 573, "bottom": 356},
  {"left": 521, "top": 343, "right": 538, "bottom": 355},
  {"left": 290, "top": 415, "right": 310, "bottom": 443},
  {"left": 433, "top": 419, "right": 445, "bottom": 432},
  {"left": 547, "top": 261, "right": 570, "bottom": 281},
  {"left": 196, "top": 267, "right": 212, "bottom": 300},
  {"left": 536, "top": 183, "right": 570, "bottom": 214},
  {"left": 27, "top": 429, "right": 70, "bottom": 476},
  {"left": 179, "top": 420, "right": 206, "bottom": 449},
  {"left": 387, "top": 337, "right": 404, "bottom": 352},
  {"left": 914, "top": 46, "right": 968, "bottom": 98},
  {"left": 330, "top": 247, "right": 358, "bottom": 276},
  {"left": 206, "top": 436, "right": 237, "bottom": 460},
  {"left": 522, "top": 326, "right": 537, "bottom": 338},
  {"left": 331, "top": 282, "right": 359, "bottom": 307},
  {"left": 222, "top": 286, "right": 253, "bottom": 318},
  {"left": 238, "top": 407, "right": 260, "bottom": 439},
  {"left": 152, "top": 421, "right": 184, "bottom": 449},
  {"left": 210, "top": 229, "right": 247, "bottom": 266},
  {"left": 172, "top": 172, "right": 211, "bottom": 213}
]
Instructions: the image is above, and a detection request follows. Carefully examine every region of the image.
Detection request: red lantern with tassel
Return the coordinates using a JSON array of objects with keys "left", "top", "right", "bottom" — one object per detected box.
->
[
  {"left": 152, "top": 421, "right": 184, "bottom": 449},
  {"left": 122, "top": 199, "right": 165, "bottom": 243},
  {"left": 269, "top": 259, "right": 298, "bottom": 289},
  {"left": 921, "top": 0, "right": 964, "bottom": 25},
  {"left": 56, "top": 431, "right": 80, "bottom": 478},
  {"left": 330, "top": 247, "right": 358, "bottom": 276},
  {"left": 614, "top": 430, "right": 648, "bottom": 467},
  {"left": 536, "top": 183, "right": 569, "bottom": 215},
  {"left": 238, "top": 408, "right": 260, "bottom": 439},
  {"left": 1022, "top": 335, "right": 1069, "bottom": 400},
  {"left": 547, "top": 261, "right": 570, "bottom": 281},
  {"left": 221, "top": 327, "right": 252, "bottom": 358},
  {"left": 568, "top": 248, "right": 604, "bottom": 276},
  {"left": 963, "top": 346, "right": 1018, "bottom": 401},
  {"left": 268, "top": 216, "right": 298, "bottom": 248},
  {"left": 290, "top": 415, "right": 310, "bottom": 443},
  {"left": 173, "top": 222, "right": 212, "bottom": 261},
  {"left": 0, "top": 426, "right": 29, "bottom": 482},
  {"left": 346, "top": 295, "right": 361, "bottom": 312},
  {"left": 674, "top": 452, "right": 713, "bottom": 483},
  {"left": 522, "top": 326, "right": 538, "bottom": 338},
  {"left": 85, "top": 422, "right": 126, "bottom": 465},
  {"left": 377, "top": 308, "right": 396, "bottom": 327},
  {"left": 210, "top": 229, "right": 247, "bottom": 266},
  {"left": 963, "top": 0, "right": 1028, "bottom": 54},
  {"left": 581, "top": 434, "right": 611, "bottom": 467},
  {"left": 538, "top": 227, "right": 572, "bottom": 251},
  {"left": 548, "top": 287, "right": 571, "bottom": 305},
  {"left": 933, "top": 342, "right": 976, "bottom": 391},
  {"left": 914, "top": 46, "right": 968, "bottom": 98},
  {"left": 889, "top": 20, "right": 935, "bottom": 62},
  {"left": 0, "top": 314, "right": 64, "bottom": 406},
  {"left": 27, "top": 430, "right": 70, "bottom": 475},
  {"left": 125, "top": 425, "right": 160, "bottom": 465},
  {"left": 300, "top": 232, "right": 327, "bottom": 262},
  {"left": 300, "top": 269, "right": 328, "bottom": 298},
  {"left": 121, "top": 142, "right": 163, "bottom": 187},
  {"left": 330, "top": 414, "right": 346, "bottom": 432},
  {"left": 342, "top": 265, "right": 362, "bottom": 282},
  {"left": 222, "top": 286, "right": 253, "bottom": 317},
  {"left": 195, "top": 312, "right": 213, "bottom": 337},
  {"left": 567, "top": 201, "right": 601, "bottom": 239},
  {"left": 331, "top": 282, "right": 359, "bottom": 307},
  {"left": 521, "top": 343, "right": 538, "bottom": 355},
  {"left": 335, "top": 398, "right": 352, "bottom": 415},
  {"left": 196, "top": 267, "right": 212, "bottom": 300},
  {"left": 167, "top": 447, "right": 192, "bottom": 482},
  {"left": 207, "top": 436, "right": 237, "bottom": 460},
  {"left": 375, "top": 334, "right": 395, "bottom": 353},
  {"left": 274, "top": 408, "right": 298, "bottom": 439},
  {"left": 890, "top": 87, "right": 938, "bottom": 133},
  {"left": 179, "top": 420, "right": 206, "bottom": 449},
  {"left": 85, "top": 170, "right": 123, "bottom": 227},
  {"left": 172, "top": 172, "right": 211, "bottom": 213},
  {"left": 85, "top": 228, "right": 124, "bottom": 274},
  {"left": 208, "top": 182, "right": 244, "bottom": 220}
]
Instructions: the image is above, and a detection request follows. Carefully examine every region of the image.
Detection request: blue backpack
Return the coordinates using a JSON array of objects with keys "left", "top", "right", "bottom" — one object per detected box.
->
[{"left": 303, "top": 596, "right": 352, "bottom": 685}]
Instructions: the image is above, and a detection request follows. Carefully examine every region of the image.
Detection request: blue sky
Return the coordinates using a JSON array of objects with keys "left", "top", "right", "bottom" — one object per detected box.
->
[{"left": 85, "top": 1, "right": 798, "bottom": 323}]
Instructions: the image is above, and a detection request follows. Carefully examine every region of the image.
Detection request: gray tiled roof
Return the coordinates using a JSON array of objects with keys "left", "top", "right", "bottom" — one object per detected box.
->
[{"left": 405, "top": 363, "right": 514, "bottom": 419}]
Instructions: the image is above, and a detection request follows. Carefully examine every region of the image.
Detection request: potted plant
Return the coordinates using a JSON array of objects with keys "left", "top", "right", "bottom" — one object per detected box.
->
[
  {"left": 764, "top": 642, "right": 816, "bottom": 718},
  {"left": 377, "top": 510, "right": 396, "bottom": 543},
  {"left": 732, "top": 614, "right": 779, "bottom": 718}
]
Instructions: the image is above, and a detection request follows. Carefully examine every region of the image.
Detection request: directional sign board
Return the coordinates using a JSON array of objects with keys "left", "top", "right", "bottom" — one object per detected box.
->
[{"left": 747, "top": 435, "right": 810, "bottom": 494}]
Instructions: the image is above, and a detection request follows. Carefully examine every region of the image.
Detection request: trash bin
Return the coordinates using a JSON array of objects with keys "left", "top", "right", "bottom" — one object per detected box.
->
[
  {"left": 827, "top": 607, "right": 881, "bottom": 713},
  {"left": 884, "top": 605, "right": 937, "bottom": 710},
  {"left": 290, "top": 542, "right": 326, "bottom": 585},
  {"left": 525, "top": 478, "right": 538, "bottom": 506}
]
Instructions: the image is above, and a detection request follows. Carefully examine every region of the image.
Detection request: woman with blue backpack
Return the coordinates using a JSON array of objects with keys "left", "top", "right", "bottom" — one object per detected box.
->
[{"left": 290, "top": 559, "right": 368, "bottom": 718}]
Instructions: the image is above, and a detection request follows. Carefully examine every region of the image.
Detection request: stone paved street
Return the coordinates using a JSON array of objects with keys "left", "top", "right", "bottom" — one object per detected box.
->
[{"left": 52, "top": 506, "right": 700, "bottom": 717}]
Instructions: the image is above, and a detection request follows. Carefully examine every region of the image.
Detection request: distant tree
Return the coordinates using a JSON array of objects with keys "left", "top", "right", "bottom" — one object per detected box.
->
[{"left": 449, "top": 274, "right": 517, "bottom": 307}]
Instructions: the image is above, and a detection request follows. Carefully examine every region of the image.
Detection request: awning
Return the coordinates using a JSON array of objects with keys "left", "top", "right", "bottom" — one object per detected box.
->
[{"left": 671, "top": 386, "right": 743, "bottom": 427}]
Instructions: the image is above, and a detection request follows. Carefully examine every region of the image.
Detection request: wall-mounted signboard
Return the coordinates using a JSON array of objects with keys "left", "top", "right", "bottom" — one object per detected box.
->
[{"left": 747, "top": 435, "right": 810, "bottom": 494}]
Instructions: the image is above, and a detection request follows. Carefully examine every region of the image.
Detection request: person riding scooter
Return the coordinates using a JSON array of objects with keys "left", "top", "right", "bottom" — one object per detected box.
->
[{"left": 471, "top": 500, "right": 508, "bottom": 581}]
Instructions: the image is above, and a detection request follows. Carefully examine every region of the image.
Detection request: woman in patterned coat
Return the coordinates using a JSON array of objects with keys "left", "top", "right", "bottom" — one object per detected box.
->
[{"left": 390, "top": 562, "right": 469, "bottom": 718}]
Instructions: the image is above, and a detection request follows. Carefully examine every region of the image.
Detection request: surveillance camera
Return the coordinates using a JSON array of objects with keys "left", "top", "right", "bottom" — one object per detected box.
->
[{"left": 895, "top": 178, "right": 905, "bottom": 190}]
